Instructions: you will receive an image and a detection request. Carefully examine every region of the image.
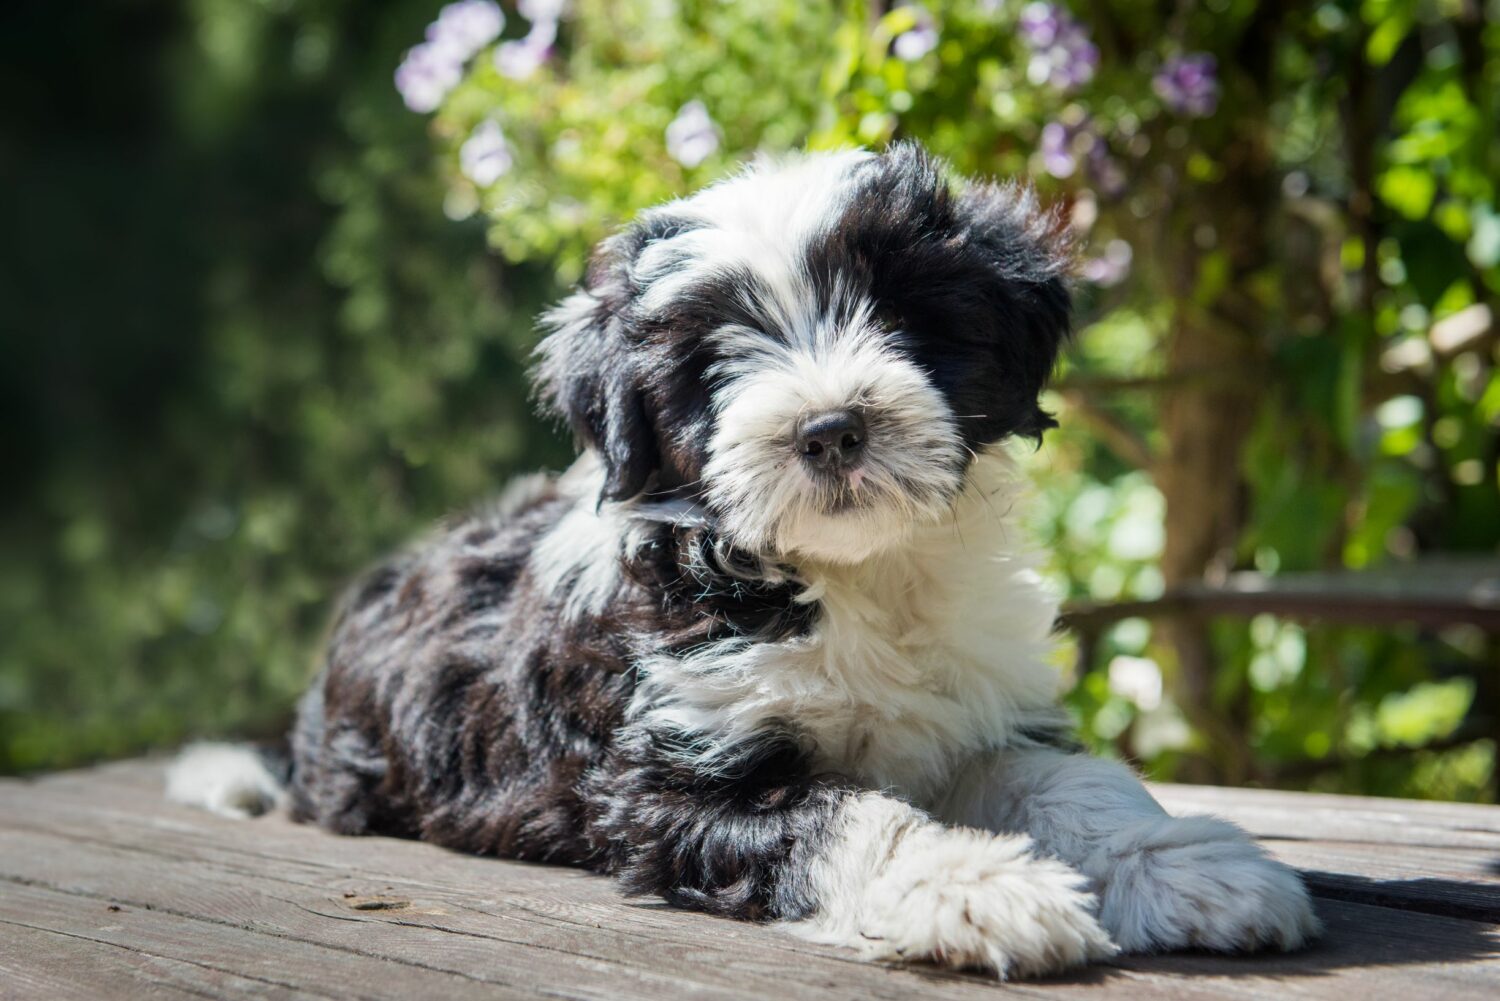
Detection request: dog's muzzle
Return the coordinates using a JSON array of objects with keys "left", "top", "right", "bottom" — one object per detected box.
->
[{"left": 795, "top": 409, "right": 866, "bottom": 470}]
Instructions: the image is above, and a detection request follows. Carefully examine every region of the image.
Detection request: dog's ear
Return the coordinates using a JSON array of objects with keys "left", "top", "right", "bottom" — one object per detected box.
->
[
  {"left": 534, "top": 246, "right": 660, "bottom": 505},
  {"left": 955, "top": 180, "right": 1074, "bottom": 441}
]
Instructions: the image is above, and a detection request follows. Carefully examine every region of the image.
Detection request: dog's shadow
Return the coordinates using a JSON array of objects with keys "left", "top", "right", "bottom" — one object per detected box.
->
[
  {"left": 631, "top": 869, "right": 1500, "bottom": 987},
  {"left": 1092, "top": 870, "right": 1500, "bottom": 986},
  {"left": 884, "top": 870, "right": 1500, "bottom": 989}
]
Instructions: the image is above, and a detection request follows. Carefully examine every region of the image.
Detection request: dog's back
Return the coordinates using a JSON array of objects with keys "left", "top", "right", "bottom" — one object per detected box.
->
[{"left": 286, "top": 467, "right": 634, "bottom": 863}]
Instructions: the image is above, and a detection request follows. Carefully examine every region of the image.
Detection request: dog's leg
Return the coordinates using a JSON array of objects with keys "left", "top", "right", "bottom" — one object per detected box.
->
[
  {"left": 936, "top": 747, "right": 1321, "bottom": 954},
  {"left": 789, "top": 790, "right": 1118, "bottom": 977},
  {"left": 589, "top": 728, "right": 1116, "bottom": 978}
]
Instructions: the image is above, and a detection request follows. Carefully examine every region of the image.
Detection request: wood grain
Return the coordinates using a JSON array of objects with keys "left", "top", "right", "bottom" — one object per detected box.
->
[
  {"left": 1, "top": 761, "right": 1497, "bottom": 1000},
  {"left": 1153, "top": 783, "right": 1500, "bottom": 921}
]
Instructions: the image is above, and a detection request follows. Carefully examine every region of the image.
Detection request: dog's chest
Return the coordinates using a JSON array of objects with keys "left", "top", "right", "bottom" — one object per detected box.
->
[
  {"left": 629, "top": 499, "right": 1064, "bottom": 801},
  {"left": 745, "top": 550, "right": 1062, "bottom": 799}
]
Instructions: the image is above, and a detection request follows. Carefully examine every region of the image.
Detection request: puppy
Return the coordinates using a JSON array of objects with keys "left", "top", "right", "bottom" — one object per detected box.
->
[{"left": 170, "top": 143, "right": 1319, "bottom": 978}]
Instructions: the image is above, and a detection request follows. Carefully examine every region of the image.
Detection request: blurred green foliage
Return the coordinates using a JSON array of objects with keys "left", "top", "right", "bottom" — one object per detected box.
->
[
  {"left": 0, "top": 0, "right": 570, "bottom": 769},
  {"left": 3, "top": 0, "right": 1498, "bottom": 800}
]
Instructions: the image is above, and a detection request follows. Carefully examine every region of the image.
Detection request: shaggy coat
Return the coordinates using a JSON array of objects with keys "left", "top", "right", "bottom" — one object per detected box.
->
[{"left": 171, "top": 144, "right": 1319, "bottom": 978}]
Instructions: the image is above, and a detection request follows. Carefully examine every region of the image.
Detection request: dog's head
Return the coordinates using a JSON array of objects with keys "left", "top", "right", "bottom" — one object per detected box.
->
[{"left": 535, "top": 142, "right": 1071, "bottom": 564}]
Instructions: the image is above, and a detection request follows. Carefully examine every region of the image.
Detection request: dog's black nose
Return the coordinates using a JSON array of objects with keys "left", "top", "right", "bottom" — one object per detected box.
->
[{"left": 796, "top": 410, "right": 866, "bottom": 467}]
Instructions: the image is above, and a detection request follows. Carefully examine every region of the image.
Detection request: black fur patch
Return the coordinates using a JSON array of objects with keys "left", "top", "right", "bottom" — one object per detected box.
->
[
  {"left": 809, "top": 142, "right": 1072, "bottom": 452},
  {"left": 624, "top": 522, "right": 818, "bottom": 651},
  {"left": 584, "top": 723, "right": 855, "bottom": 920},
  {"left": 291, "top": 486, "right": 635, "bottom": 861},
  {"left": 288, "top": 480, "right": 826, "bottom": 895}
]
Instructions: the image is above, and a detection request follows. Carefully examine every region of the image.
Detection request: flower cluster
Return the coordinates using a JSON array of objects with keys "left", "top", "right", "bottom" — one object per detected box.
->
[
  {"left": 665, "top": 100, "right": 719, "bottom": 168},
  {"left": 402, "top": 2, "right": 1216, "bottom": 208},
  {"left": 395, "top": 1, "right": 574, "bottom": 188},
  {"left": 1153, "top": 53, "right": 1219, "bottom": 117},
  {"left": 496, "top": 0, "right": 566, "bottom": 80},
  {"left": 1040, "top": 116, "right": 1126, "bottom": 198},
  {"left": 394, "top": 1, "right": 505, "bottom": 113},
  {"left": 1017, "top": 2, "right": 1098, "bottom": 91}
]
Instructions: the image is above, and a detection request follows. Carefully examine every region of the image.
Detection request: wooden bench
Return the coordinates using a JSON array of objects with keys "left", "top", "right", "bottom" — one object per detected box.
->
[
  {"left": 1060, "top": 557, "right": 1500, "bottom": 633},
  {"left": 2, "top": 759, "right": 1497, "bottom": 999}
]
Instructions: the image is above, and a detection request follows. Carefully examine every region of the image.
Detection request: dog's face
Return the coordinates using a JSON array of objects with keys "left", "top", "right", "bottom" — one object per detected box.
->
[{"left": 536, "top": 143, "right": 1071, "bottom": 563}]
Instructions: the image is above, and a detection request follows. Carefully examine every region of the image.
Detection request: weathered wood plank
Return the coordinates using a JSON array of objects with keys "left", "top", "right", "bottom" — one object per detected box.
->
[
  {"left": 0, "top": 794, "right": 1050, "bottom": 1001},
  {"left": 20, "top": 761, "right": 1499, "bottom": 924},
  {"left": 1154, "top": 783, "right": 1500, "bottom": 921},
  {"left": 2, "top": 762, "right": 1498, "bottom": 1000},
  {"left": 0, "top": 919, "right": 292, "bottom": 1001},
  {"left": 3, "top": 813, "right": 1496, "bottom": 1001},
  {"left": 0, "top": 881, "right": 544, "bottom": 1001},
  {"left": 1113, "top": 899, "right": 1500, "bottom": 999},
  {"left": 1152, "top": 783, "right": 1500, "bottom": 842}
]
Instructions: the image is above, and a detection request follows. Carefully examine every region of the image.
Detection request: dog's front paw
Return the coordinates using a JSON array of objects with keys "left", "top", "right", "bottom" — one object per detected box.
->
[
  {"left": 856, "top": 830, "right": 1118, "bottom": 978},
  {"left": 1090, "top": 815, "right": 1321, "bottom": 954}
]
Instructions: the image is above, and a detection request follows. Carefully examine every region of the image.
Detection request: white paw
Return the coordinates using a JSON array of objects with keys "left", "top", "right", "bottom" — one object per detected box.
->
[
  {"left": 1090, "top": 815, "right": 1322, "bottom": 954},
  {"left": 166, "top": 743, "right": 284, "bottom": 819},
  {"left": 854, "top": 829, "right": 1118, "bottom": 978}
]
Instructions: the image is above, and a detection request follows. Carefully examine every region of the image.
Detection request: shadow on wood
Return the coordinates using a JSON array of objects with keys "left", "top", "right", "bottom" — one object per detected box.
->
[{"left": 1, "top": 760, "right": 1497, "bottom": 999}]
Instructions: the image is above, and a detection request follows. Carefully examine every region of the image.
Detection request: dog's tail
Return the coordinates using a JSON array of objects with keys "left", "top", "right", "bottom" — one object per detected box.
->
[{"left": 165, "top": 742, "right": 288, "bottom": 819}]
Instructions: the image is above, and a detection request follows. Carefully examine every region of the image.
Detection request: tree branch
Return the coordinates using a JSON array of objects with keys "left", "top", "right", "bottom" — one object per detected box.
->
[
  {"left": 1052, "top": 367, "right": 1257, "bottom": 395},
  {"left": 1056, "top": 390, "right": 1156, "bottom": 470}
]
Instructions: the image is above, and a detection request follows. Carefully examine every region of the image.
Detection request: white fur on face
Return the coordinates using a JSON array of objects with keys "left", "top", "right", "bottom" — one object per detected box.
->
[
  {"left": 704, "top": 316, "right": 964, "bottom": 564},
  {"left": 630, "top": 150, "right": 971, "bottom": 563},
  {"left": 640, "top": 150, "right": 875, "bottom": 301},
  {"left": 635, "top": 150, "right": 874, "bottom": 323}
]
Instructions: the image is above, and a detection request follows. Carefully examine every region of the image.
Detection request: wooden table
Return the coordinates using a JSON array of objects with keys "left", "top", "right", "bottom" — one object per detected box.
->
[{"left": 2, "top": 760, "right": 1497, "bottom": 999}]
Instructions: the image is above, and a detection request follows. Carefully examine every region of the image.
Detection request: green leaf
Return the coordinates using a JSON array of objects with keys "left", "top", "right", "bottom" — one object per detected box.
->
[
  {"left": 1377, "top": 165, "right": 1436, "bottom": 220},
  {"left": 1366, "top": 13, "right": 1412, "bottom": 66},
  {"left": 1376, "top": 679, "right": 1474, "bottom": 748}
]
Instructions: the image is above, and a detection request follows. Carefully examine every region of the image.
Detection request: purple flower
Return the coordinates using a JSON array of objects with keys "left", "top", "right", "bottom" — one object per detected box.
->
[
  {"left": 893, "top": 7, "right": 939, "bottom": 62},
  {"left": 427, "top": 0, "right": 504, "bottom": 62},
  {"left": 1018, "top": 2, "right": 1062, "bottom": 48},
  {"left": 1041, "top": 117, "right": 1127, "bottom": 194},
  {"left": 1018, "top": 3, "right": 1097, "bottom": 90},
  {"left": 460, "top": 120, "right": 514, "bottom": 186},
  {"left": 1154, "top": 53, "right": 1219, "bottom": 117},
  {"left": 1082, "top": 239, "right": 1133, "bottom": 287},
  {"left": 518, "top": 0, "right": 568, "bottom": 20},
  {"left": 395, "top": 1, "right": 503, "bottom": 114},
  {"left": 665, "top": 100, "right": 719, "bottom": 168},
  {"left": 1040, "top": 121, "right": 1077, "bottom": 178},
  {"left": 495, "top": 16, "right": 558, "bottom": 79},
  {"left": 395, "top": 42, "right": 464, "bottom": 113}
]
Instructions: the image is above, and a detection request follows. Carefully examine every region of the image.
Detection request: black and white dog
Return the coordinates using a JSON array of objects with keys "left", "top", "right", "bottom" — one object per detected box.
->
[{"left": 170, "top": 143, "right": 1319, "bottom": 978}]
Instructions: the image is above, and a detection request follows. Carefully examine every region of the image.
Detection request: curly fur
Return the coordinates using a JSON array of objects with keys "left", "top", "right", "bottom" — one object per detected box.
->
[{"left": 169, "top": 143, "right": 1318, "bottom": 979}]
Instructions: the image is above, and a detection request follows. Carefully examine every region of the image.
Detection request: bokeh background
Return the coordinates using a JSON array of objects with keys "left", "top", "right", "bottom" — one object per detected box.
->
[{"left": 4, "top": 0, "right": 1498, "bottom": 801}]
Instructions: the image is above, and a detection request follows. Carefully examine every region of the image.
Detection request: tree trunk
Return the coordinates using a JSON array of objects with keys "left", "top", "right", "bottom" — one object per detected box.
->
[
  {"left": 1156, "top": 132, "right": 1276, "bottom": 785},
  {"left": 1156, "top": 314, "right": 1262, "bottom": 784}
]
